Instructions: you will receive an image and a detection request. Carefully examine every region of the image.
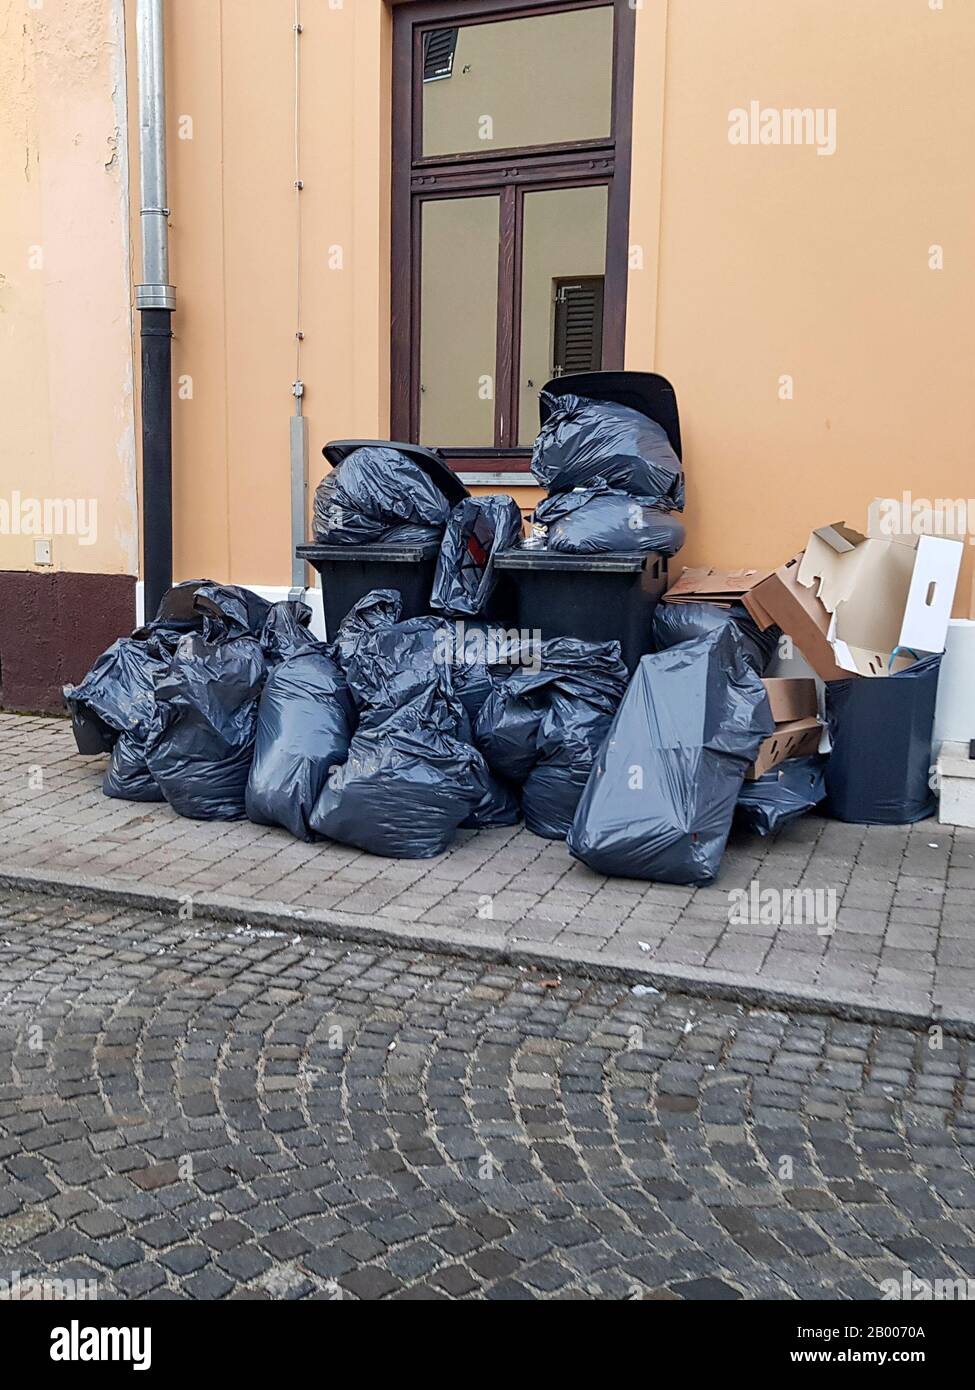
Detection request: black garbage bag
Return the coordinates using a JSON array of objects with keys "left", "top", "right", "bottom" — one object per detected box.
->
[
  {"left": 462, "top": 773, "right": 522, "bottom": 830},
  {"left": 475, "top": 637, "right": 629, "bottom": 838},
  {"left": 104, "top": 731, "right": 165, "bottom": 803},
  {"left": 653, "top": 600, "right": 780, "bottom": 676},
  {"left": 535, "top": 479, "right": 686, "bottom": 557},
  {"left": 736, "top": 755, "right": 827, "bottom": 836},
  {"left": 194, "top": 583, "right": 272, "bottom": 640},
  {"left": 344, "top": 616, "right": 468, "bottom": 735},
  {"left": 567, "top": 628, "right": 775, "bottom": 884},
  {"left": 313, "top": 446, "right": 451, "bottom": 546},
  {"left": 330, "top": 589, "right": 403, "bottom": 672},
  {"left": 132, "top": 579, "right": 210, "bottom": 654},
  {"left": 521, "top": 685, "right": 624, "bottom": 840},
  {"left": 145, "top": 633, "right": 266, "bottom": 821},
  {"left": 70, "top": 704, "right": 118, "bottom": 756},
  {"left": 64, "top": 637, "right": 168, "bottom": 756},
  {"left": 259, "top": 600, "right": 320, "bottom": 666},
  {"left": 431, "top": 495, "right": 523, "bottom": 617},
  {"left": 532, "top": 391, "right": 684, "bottom": 509},
  {"left": 824, "top": 656, "right": 941, "bottom": 824},
  {"left": 245, "top": 649, "right": 356, "bottom": 841},
  {"left": 309, "top": 703, "right": 491, "bottom": 858},
  {"left": 434, "top": 619, "right": 514, "bottom": 725},
  {"left": 475, "top": 676, "right": 549, "bottom": 785}
]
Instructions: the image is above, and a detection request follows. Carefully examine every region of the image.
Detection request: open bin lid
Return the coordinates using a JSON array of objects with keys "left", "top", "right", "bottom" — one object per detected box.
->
[
  {"left": 538, "top": 372, "right": 682, "bottom": 461},
  {"left": 322, "top": 439, "right": 470, "bottom": 508}
]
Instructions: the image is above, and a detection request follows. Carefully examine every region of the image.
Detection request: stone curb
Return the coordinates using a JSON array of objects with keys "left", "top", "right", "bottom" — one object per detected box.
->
[{"left": 2, "top": 865, "right": 972, "bottom": 1040}]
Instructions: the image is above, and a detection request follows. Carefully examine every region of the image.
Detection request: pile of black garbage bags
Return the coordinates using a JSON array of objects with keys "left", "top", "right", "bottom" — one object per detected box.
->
[
  {"left": 309, "top": 387, "right": 690, "bottom": 622},
  {"left": 64, "top": 581, "right": 631, "bottom": 862},
  {"left": 64, "top": 387, "right": 826, "bottom": 882},
  {"left": 66, "top": 576, "right": 825, "bottom": 881}
]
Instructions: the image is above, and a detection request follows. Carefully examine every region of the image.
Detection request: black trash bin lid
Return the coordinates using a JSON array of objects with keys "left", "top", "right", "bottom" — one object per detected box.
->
[
  {"left": 537, "top": 372, "right": 682, "bottom": 461},
  {"left": 322, "top": 440, "right": 470, "bottom": 508}
]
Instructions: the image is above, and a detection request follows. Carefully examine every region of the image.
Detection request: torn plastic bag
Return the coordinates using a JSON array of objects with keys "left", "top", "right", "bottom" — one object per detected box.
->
[
  {"left": 313, "top": 446, "right": 451, "bottom": 546},
  {"left": 652, "top": 600, "right": 780, "bottom": 675},
  {"left": 567, "top": 628, "right": 775, "bottom": 884},
  {"left": 103, "top": 731, "right": 165, "bottom": 803},
  {"left": 535, "top": 480, "right": 685, "bottom": 557},
  {"left": 531, "top": 391, "right": 684, "bottom": 509},
  {"left": 431, "top": 495, "right": 523, "bottom": 617},
  {"left": 245, "top": 649, "right": 356, "bottom": 841},
  {"left": 736, "top": 755, "right": 827, "bottom": 837},
  {"left": 343, "top": 616, "right": 468, "bottom": 735},
  {"left": 824, "top": 655, "right": 941, "bottom": 824},
  {"left": 145, "top": 633, "right": 267, "bottom": 821},
  {"left": 330, "top": 589, "right": 403, "bottom": 672},
  {"left": 474, "top": 637, "right": 629, "bottom": 838},
  {"left": 259, "top": 600, "right": 320, "bottom": 666},
  {"left": 309, "top": 703, "right": 491, "bottom": 858},
  {"left": 64, "top": 637, "right": 168, "bottom": 755},
  {"left": 194, "top": 583, "right": 272, "bottom": 640}
]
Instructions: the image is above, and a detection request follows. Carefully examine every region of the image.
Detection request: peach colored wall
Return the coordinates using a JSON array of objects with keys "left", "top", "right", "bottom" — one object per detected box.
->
[
  {"left": 628, "top": 0, "right": 975, "bottom": 615},
  {"left": 119, "top": 0, "right": 974, "bottom": 619},
  {"left": 0, "top": 0, "right": 138, "bottom": 577},
  {"left": 125, "top": 0, "right": 392, "bottom": 587}
]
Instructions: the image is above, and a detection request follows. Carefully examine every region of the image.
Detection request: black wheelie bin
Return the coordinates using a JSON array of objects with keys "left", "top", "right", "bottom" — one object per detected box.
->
[
  {"left": 495, "top": 372, "right": 683, "bottom": 673},
  {"left": 296, "top": 440, "right": 470, "bottom": 639}
]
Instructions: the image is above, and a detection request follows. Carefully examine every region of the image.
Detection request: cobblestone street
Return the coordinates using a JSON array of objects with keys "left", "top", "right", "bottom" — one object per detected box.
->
[{"left": 1, "top": 888, "right": 974, "bottom": 1301}]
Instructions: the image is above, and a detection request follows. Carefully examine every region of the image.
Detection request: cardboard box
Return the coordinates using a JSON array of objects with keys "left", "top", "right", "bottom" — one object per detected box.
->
[
  {"left": 762, "top": 677, "right": 818, "bottom": 723},
  {"left": 744, "top": 555, "right": 851, "bottom": 681},
  {"left": 663, "top": 566, "right": 770, "bottom": 605},
  {"left": 746, "top": 716, "right": 823, "bottom": 779},
  {"left": 744, "top": 520, "right": 963, "bottom": 681}
]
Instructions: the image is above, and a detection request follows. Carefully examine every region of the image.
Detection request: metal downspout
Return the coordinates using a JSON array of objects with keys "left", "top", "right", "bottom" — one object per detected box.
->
[{"left": 135, "top": 0, "right": 176, "bottom": 623}]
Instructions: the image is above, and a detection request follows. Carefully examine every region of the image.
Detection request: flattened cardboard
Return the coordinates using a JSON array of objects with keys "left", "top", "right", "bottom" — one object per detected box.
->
[
  {"left": 663, "top": 566, "right": 770, "bottom": 604},
  {"left": 762, "top": 677, "right": 817, "bottom": 723},
  {"left": 746, "top": 716, "right": 823, "bottom": 780}
]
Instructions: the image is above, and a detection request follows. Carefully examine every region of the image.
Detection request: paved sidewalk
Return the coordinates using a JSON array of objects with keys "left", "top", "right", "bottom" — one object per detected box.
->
[{"left": 1, "top": 714, "right": 973, "bottom": 1032}]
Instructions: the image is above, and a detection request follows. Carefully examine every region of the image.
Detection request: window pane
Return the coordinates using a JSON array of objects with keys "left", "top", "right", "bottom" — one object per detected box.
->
[
  {"left": 420, "top": 196, "right": 500, "bottom": 447},
  {"left": 518, "top": 185, "right": 608, "bottom": 446},
  {"left": 422, "top": 7, "right": 614, "bottom": 158}
]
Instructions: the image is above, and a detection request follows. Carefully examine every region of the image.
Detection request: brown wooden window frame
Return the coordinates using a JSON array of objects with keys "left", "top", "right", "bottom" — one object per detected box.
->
[{"left": 390, "top": 0, "right": 636, "bottom": 476}]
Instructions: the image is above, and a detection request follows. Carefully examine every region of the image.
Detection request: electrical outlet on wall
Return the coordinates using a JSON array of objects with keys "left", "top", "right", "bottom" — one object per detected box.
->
[{"left": 34, "top": 539, "right": 53, "bottom": 567}]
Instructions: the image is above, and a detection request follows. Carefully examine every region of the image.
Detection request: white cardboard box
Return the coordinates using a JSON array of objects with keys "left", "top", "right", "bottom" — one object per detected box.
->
[{"left": 797, "top": 519, "right": 963, "bottom": 678}]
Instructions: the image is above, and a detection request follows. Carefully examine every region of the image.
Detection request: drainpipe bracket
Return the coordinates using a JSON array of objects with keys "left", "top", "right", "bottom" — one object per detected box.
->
[{"left": 136, "top": 283, "right": 177, "bottom": 312}]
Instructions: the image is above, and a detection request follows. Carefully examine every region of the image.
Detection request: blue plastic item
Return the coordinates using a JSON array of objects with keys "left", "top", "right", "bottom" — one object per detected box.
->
[{"left": 824, "top": 656, "right": 941, "bottom": 824}]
